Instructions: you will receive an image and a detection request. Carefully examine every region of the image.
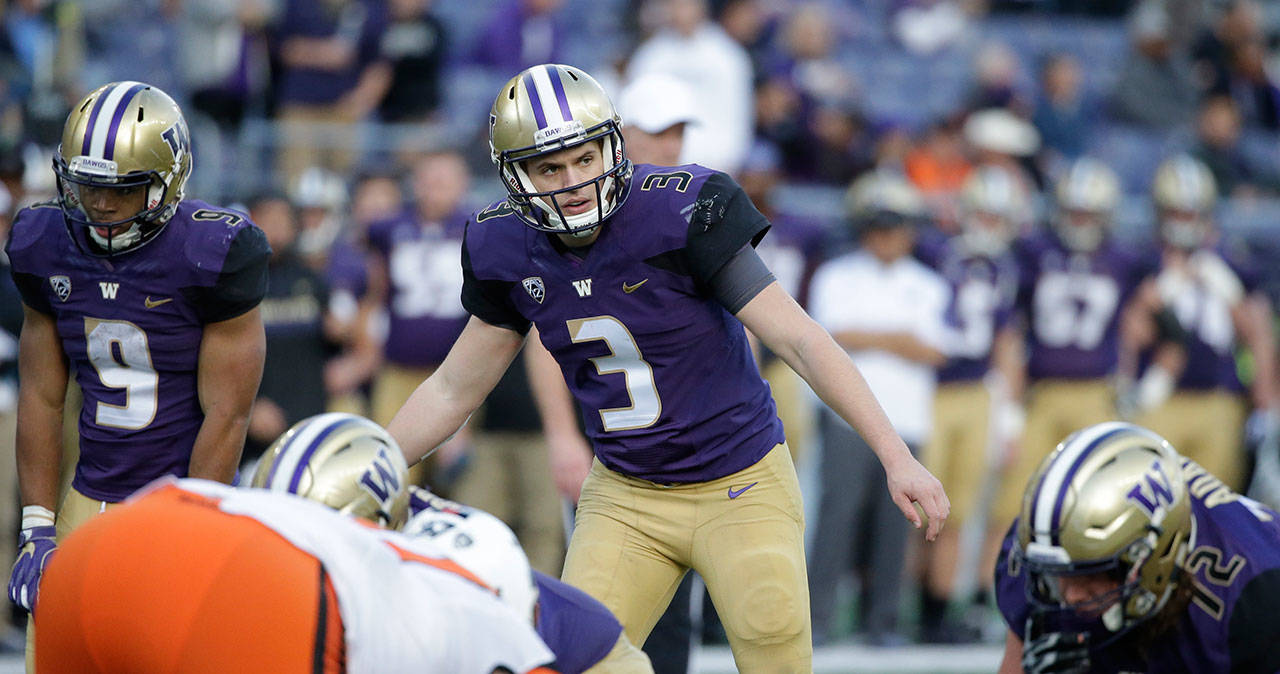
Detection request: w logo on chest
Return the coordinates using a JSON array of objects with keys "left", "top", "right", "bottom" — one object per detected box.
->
[
  {"left": 572, "top": 279, "right": 593, "bottom": 298},
  {"left": 99, "top": 282, "right": 119, "bottom": 300}
]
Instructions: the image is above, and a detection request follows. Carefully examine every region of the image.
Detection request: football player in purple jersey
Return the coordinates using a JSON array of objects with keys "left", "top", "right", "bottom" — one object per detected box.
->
[
  {"left": 385, "top": 63, "right": 948, "bottom": 671},
  {"left": 1121, "top": 155, "right": 1277, "bottom": 493},
  {"left": 5, "top": 80, "right": 269, "bottom": 650},
  {"left": 995, "top": 422, "right": 1280, "bottom": 673}
]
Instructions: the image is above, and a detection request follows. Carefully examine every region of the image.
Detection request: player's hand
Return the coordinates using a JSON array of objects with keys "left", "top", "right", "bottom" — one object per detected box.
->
[
  {"left": 885, "top": 455, "right": 949, "bottom": 541},
  {"left": 547, "top": 431, "right": 593, "bottom": 502},
  {"left": 9, "top": 523, "right": 56, "bottom": 612},
  {"left": 1021, "top": 629, "right": 1090, "bottom": 674}
]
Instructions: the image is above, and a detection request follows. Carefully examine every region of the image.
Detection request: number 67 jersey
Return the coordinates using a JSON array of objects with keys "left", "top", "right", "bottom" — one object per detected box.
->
[
  {"left": 6, "top": 199, "right": 270, "bottom": 502},
  {"left": 462, "top": 164, "right": 784, "bottom": 484}
]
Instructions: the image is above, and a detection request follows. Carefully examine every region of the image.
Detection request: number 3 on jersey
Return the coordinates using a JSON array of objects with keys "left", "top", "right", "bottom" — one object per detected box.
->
[
  {"left": 567, "top": 316, "right": 662, "bottom": 431},
  {"left": 85, "top": 318, "right": 158, "bottom": 430}
]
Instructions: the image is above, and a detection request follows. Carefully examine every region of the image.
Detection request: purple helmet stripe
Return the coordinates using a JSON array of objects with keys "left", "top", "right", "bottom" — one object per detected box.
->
[
  {"left": 523, "top": 73, "right": 548, "bottom": 130},
  {"left": 102, "top": 83, "right": 148, "bottom": 161},
  {"left": 546, "top": 65, "right": 573, "bottom": 122},
  {"left": 285, "top": 420, "right": 345, "bottom": 493},
  {"left": 80, "top": 85, "right": 117, "bottom": 155},
  {"left": 1046, "top": 426, "right": 1127, "bottom": 546}
]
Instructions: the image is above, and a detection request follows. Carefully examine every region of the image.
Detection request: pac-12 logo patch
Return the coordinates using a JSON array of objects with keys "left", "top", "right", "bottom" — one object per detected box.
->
[
  {"left": 523, "top": 276, "right": 545, "bottom": 304},
  {"left": 50, "top": 275, "right": 71, "bottom": 302}
]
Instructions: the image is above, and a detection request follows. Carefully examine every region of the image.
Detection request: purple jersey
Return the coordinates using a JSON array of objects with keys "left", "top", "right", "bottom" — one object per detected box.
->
[
  {"left": 533, "top": 570, "right": 624, "bottom": 674},
  {"left": 995, "top": 458, "right": 1280, "bottom": 672},
  {"left": 7, "top": 200, "right": 269, "bottom": 502},
  {"left": 366, "top": 210, "right": 469, "bottom": 368},
  {"left": 919, "top": 233, "right": 1019, "bottom": 384},
  {"left": 462, "top": 164, "right": 784, "bottom": 483},
  {"left": 1016, "top": 232, "right": 1154, "bottom": 380},
  {"left": 1161, "top": 246, "right": 1260, "bottom": 392}
]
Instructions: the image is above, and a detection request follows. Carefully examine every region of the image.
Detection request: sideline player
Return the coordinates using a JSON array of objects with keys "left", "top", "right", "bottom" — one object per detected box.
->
[
  {"left": 36, "top": 477, "right": 557, "bottom": 673},
  {"left": 995, "top": 422, "right": 1280, "bottom": 672},
  {"left": 6, "top": 82, "right": 268, "bottom": 652},
  {"left": 386, "top": 63, "right": 948, "bottom": 672}
]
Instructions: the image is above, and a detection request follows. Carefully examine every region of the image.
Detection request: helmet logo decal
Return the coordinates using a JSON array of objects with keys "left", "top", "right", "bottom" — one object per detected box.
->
[
  {"left": 50, "top": 276, "right": 71, "bottom": 302},
  {"left": 1126, "top": 459, "right": 1177, "bottom": 517},
  {"left": 358, "top": 446, "right": 403, "bottom": 506},
  {"left": 68, "top": 156, "right": 117, "bottom": 178},
  {"left": 522, "top": 276, "right": 545, "bottom": 303},
  {"left": 534, "top": 120, "right": 586, "bottom": 149}
]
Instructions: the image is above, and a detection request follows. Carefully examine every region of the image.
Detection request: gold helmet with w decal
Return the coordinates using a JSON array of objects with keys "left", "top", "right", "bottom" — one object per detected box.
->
[
  {"left": 1017, "top": 422, "right": 1192, "bottom": 636},
  {"left": 250, "top": 413, "right": 411, "bottom": 528},
  {"left": 489, "top": 64, "right": 632, "bottom": 236},
  {"left": 54, "top": 81, "right": 192, "bottom": 256}
]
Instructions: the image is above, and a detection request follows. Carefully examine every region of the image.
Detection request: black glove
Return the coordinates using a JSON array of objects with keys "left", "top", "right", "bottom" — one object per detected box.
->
[{"left": 1022, "top": 627, "right": 1091, "bottom": 674}]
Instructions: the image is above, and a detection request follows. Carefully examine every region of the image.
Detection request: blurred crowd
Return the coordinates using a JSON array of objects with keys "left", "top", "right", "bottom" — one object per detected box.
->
[{"left": 2, "top": 0, "right": 1280, "bottom": 659}]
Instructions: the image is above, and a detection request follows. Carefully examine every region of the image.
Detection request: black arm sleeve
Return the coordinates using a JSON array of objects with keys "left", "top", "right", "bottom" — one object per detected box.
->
[
  {"left": 459, "top": 233, "right": 531, "bottom": 336},
  {"left": 186, "top": 225, "right": 271, "bottom": 323},
  {"left": 685, "top": 172, "right": 771, "bottom": 286},
  {"left": 9, "top": 271, "right": 52, "bottom": 315},
  {"left": 1228, "top": 568, "right": 1280, "bottom": 673},
  {"left": 708, "top": 245, "right": 776, "bottom": 314}
]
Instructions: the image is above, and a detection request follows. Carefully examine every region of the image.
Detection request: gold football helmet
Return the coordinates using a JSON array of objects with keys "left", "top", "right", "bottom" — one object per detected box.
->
[
  {"left": 1017, "top": 422, "right": 1192, "bottom": 636},
  {"left": 250, "top": 413, "right": 411, "bottom": 528},
  {"left": 1152, "top": 154, "right": 1217, "bottom": 250},
  {"left": 845, "top": 168, "right": 924, "bottom": 227},
  {"left": 959, "top": 164, "right": 1028, "bottom": 256},
  {"left": 54, "top": 81, "right": 192, "bottom": 256},
  {"left": 1052, "top": 157, "right": 1120, "bottom": 253},
  {"left": 489, "top": 64, "right": 632, "bottom": 236}
]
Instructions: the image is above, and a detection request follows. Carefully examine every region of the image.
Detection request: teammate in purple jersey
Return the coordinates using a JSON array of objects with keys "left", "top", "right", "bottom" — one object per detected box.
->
[
  {"left": 994, "top": 422, "right": 1280, "bottom": 673},
  {"left": 5, "top": 82, "right": 269, "bottom": 628},
  {"left": 385, "top": 64, "right": 948, "bottom": 672},
  {"left": 1121, "top": 154, "right": 1277, "bottom": 492}
]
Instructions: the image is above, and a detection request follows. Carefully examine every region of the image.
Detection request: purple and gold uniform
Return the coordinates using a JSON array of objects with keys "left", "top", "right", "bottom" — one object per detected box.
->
[
  {"left": 995, "top": 458, "right": 1280, "bottom": 672},
  {"left": 365, "top": 210, "right": 470, "bottom": 429},
  {"left": 993, "top": 232, "right": 1154, "bottom": 526},
  {"left": 463, "top": 163, "right": 809, "bottom": 670},
  {"left": 918, "top": 232, "right": 1019, "bottom": 527},
  {"left": 1136, "top": 247, "right": 1259, "bottom": 489},
  {"left": 463, "top": 164, "right": 782, "bottom": 483},
  {"left": 7, "top": 199, "right": 269, "bottom": 503}
]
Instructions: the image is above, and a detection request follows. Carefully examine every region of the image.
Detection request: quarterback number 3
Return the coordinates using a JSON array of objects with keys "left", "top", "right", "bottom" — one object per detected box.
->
[
  {"left": 85, "top": 318, "right": 158, "bottom": 430},
  {"left": 567, "top": 316, "right": 662, "bottom": 431}
]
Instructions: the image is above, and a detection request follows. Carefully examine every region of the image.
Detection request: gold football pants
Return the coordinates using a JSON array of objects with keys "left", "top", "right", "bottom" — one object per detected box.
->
[{"left": 562, "top": 444, "right": 811, "bottom": 673}]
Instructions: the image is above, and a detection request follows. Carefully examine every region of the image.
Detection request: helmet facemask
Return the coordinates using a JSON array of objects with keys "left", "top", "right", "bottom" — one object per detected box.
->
[
  {"left": 54, "top": 155, "right": 172, "bottom": 256},
  {"left": 496, "top": 121, "right": 632, "bottom": 237}
]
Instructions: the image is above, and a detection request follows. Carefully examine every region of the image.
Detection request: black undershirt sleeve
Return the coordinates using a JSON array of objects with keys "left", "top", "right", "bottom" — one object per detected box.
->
[
  {"left": 684, "top": 171, "right": 771, "bottom": 286},
  {"left": 1227, "top": 568, "right": 1280, "bottom": 673},
  {"left": 708, "top": 244, "right": 776, "bottom": 314}
]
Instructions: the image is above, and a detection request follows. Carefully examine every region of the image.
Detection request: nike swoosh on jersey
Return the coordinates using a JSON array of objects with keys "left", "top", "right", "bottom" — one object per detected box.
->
[
  {"left": 145, "top": 296, "right": 174, "bottom": 309},
  {"left": 622, "top": 279, "right": 648, "bottom": 294},
  {"left": 727, "top": 482, "right": 759, "bottom": 499}
]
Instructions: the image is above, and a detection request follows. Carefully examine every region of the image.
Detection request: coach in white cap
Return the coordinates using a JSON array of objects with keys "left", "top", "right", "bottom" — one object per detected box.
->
[{"left": 617, "top": 73, "right": 698, "bottom": 167}]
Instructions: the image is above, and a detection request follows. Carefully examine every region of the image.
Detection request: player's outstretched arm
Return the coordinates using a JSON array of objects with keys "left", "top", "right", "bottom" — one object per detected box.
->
[
  {"left": 736, "top": 282, "right": 950, "bottom": 540},
  {"left": 15, "top": 303, "right": 68, "bottom": 511},
  {"left": 388, "top": 316, "right": 525, "bottom": 465},
  {"left": 191, "top": 306, "right": 266, "bottom": 483}
]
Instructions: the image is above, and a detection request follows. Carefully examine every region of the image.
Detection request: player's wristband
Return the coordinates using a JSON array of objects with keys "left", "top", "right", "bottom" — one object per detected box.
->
[{"left": 21, "top": 505, "right": 55, "bottom": 530}]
